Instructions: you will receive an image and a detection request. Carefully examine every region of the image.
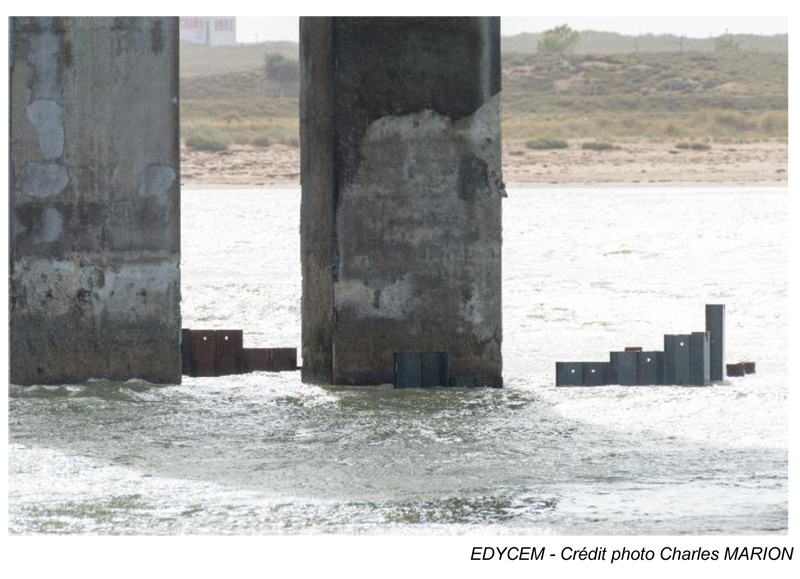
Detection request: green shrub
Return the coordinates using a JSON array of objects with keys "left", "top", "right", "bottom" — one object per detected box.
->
[
  {"left": 760, "top": 112, "right": 788, "bottom": 135},
  {"left": 713, "top": 112, "right": 756, "bottom": 132},
  {"left": 581, "top": 141, "right": 620, "bottom": 151},
  {"left": 715, "top": 34, "right": 741, "bottom": 53},
  {"left": 537, "top": 24, "right": 580, "bottom": 54},
  {"left": 251, "top": 136, "right": 273, "bottom": 147},
  {"left": 664, "top": 123, "right": 684, "bottom": 138},
  {"left": 185, "top": 135, "right": 229, "bottom": 152},
  {"left": 675, "top": 141, "right": 711, "bottom": 151},
  {"left": 224, "top": 112, "right": 242, "bottom": 125},
  {"left": 526, "top": 137, "right": 569, "bottom": 150},
  {"left": 264, "top": 54, "right": 300, "bottom": 83}
]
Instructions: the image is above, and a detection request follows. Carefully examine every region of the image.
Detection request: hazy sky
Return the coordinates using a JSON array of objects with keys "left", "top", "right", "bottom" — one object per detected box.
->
[{"left": 234, "top": 16, "right": 788, "bottom": 44}]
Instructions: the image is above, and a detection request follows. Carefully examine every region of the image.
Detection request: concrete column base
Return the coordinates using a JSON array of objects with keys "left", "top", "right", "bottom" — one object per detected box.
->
[{"left": 301, "top": 17, "right": 503, "bottom": 385}]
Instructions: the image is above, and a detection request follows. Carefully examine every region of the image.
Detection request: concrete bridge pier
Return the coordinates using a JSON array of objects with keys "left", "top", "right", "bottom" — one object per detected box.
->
[
  {"left": 300, "top": 17, "right": 504, "bottom": 386},
  {"left": 9, "top": 17, "right": 181, "bottom": 384}
]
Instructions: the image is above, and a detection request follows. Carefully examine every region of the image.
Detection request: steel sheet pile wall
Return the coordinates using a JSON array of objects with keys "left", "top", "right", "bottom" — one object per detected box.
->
[{"left": 557, "top": 304, "right": 728, "bottom": 387}]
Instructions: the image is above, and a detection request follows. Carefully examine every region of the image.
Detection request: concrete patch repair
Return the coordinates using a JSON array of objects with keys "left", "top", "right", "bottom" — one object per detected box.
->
[{"left": 300, "top": 17, "right": 504, "bottom": 386}]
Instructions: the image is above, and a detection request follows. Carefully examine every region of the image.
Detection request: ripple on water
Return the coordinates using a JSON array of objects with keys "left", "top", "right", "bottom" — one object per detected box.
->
[{"left": 9, "top": 187, "right": 788, "bottom": 534}]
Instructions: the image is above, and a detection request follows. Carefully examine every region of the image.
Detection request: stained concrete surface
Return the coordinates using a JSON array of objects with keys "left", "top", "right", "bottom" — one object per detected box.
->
[
  {"left": 301, "top": 17, "right": 503, "bottom": 385},
  {"left": 9, "top": 17, "right": 181, "bottom": 384}
]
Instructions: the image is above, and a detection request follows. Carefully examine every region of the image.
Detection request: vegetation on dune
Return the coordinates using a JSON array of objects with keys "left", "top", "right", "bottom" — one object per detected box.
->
[
  {"left": 502, "top": 108, "right": 787, "bottom": 143},
  {"left": 501, "top": 51, "right": 787, "bottom": 142},
  {"left": 182, "top": 117, "right": 300, "bottom": 149},
  {"left": 714, "top": 32, "right": 742, "bottom": 53},
  {"left": 501, "top": 30, "right": 787, "bottom": 55},
  {"left": 185, "top": 135, "right": 229, "bottom": 152},
  {"left": 180, "top": 36, "right": 787, "bottom": 149},
  {"left": 501, "top": 51, "right": 787, "bottom": 110},
  {"left": 251, "top": 136, "right": 273, "bottom": 147},
  {"left": 179, "top": 40, "right": 298, "bottom": 77},
  {"left": 581, "top": 141, "right": 620, "bottom": 151},
  {"left": 675, "top": 141, "right": 711, "bottom": 151},
  {"left": 264, "top": 54, "right": 300, "bottom": 83},
  {"left": 526, "top": 137, "right": 569, "bottom": 150},
  {"left": 537, "top": 25, "right": 580, "bottom": 54}
]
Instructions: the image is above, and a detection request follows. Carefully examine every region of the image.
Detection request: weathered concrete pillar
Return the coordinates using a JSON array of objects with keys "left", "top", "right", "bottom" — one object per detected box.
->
[
  {"left": 9, "top": 17, "right": 181, "bottom": 384},
  {"left": 300, "top": 17, "right": 503, "bottom": 385}
]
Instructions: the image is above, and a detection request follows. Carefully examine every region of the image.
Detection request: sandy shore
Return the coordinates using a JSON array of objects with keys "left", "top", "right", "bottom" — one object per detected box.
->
[
  {"left": 181, "top": 144, "right": 301, "bottom": 189},
  {"left": 181, "top": 140, "right": 787, "bottom": 190}
]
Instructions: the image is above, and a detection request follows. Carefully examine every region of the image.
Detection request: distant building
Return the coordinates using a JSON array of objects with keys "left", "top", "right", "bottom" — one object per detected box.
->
[{"left": 180, "top": 17, "right": 237, "bottom": 46}]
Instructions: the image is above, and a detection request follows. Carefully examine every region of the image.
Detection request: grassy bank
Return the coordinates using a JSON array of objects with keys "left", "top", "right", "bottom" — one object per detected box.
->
[
  {"left": 180, "top": 41, "right": 788, "bottom": 150},
  {"left": 502, "top": 51, "right": 787, "bottom": 142}
]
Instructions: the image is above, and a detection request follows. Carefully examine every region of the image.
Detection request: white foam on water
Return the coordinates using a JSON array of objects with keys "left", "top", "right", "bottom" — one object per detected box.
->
[{"left": 9, "top": 186, "right": 788, "bottom": 534}]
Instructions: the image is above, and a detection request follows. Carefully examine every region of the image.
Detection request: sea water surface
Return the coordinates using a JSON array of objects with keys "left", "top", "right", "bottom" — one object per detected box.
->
[{"left": 8, "top": 187, "right": 788, "bottom": 534}]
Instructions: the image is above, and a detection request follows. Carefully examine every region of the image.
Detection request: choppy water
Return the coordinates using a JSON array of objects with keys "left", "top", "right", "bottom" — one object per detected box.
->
[{"left": 9, "top": 186, "right": 788, "bottom": 534}]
